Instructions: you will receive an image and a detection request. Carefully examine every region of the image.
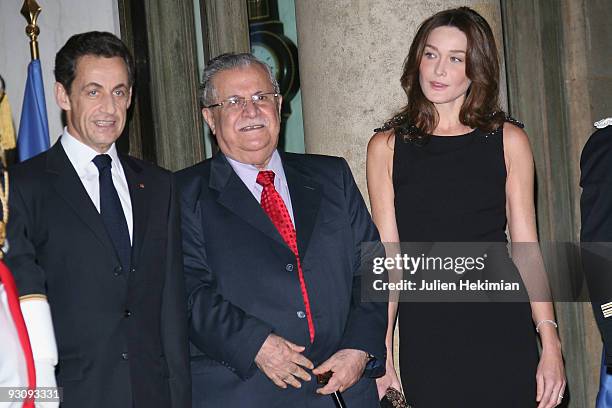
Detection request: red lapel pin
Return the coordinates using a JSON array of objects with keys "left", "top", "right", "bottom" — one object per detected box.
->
[{"left": 138, "top": 183, "right": 145, "bottom": 189}]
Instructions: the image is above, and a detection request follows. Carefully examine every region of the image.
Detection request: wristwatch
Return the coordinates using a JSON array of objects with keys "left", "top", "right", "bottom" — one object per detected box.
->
[{"left": 363, "top": 352, "right": 385, "bottom": 378}]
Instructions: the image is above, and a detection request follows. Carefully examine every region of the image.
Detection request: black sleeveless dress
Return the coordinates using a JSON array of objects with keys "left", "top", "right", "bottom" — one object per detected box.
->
[{"left": 393, "top": 126, "right": 539, "bottom": 407}]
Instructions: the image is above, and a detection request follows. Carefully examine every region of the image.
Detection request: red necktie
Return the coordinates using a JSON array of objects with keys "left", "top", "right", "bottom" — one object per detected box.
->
[
  {"left": 0, "top": 260, "right": 36, "bottom": 408},
  {"left": 256, "top": 170, "right": 315, "bottom": 343}
]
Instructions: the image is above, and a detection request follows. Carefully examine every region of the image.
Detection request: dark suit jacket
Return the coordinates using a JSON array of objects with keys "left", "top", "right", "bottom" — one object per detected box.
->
[
  {"left": 176, "top": 152, "right": 387, "bottom": 408},
  {"left": 6, "top": 142, "right": 191, "bottom": 407},
  {"left": 580, "top": 124, "right": 612, "bottom": 367}
]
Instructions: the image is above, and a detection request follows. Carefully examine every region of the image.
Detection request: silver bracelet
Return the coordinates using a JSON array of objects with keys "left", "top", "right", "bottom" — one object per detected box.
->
[{"left": 535, "top": 319, "right": 558, "bottom": 333}]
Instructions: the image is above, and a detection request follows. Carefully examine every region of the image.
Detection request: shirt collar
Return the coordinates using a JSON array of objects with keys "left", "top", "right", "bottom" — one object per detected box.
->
[
  {"left": 60, "top": 127, "right": 122, "bottom": 177},
  {"left": 225, "top": 149, "right": 286, "bottom": 188}
]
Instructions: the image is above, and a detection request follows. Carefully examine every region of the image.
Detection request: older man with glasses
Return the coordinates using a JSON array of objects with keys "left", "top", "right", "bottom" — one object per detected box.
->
[{"left": 177, "top": 53, "right": 387, "bottom": 407}]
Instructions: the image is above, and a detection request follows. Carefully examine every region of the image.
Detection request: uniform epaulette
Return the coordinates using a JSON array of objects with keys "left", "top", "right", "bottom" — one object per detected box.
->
[{"left": 594, "top": 117, "right": 612, "bottom": 129}]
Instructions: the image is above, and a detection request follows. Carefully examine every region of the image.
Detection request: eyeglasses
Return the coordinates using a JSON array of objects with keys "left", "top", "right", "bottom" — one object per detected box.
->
[{"left": 204, "top": 92, "right": 279, "bottom": 112}]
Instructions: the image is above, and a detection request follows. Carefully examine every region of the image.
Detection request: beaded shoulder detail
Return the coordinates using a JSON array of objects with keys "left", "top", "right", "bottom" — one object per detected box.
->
[
  {"left": 374, "top": 112, "right": 524, "bottom": 139},
  {"left": 373, "top": 114, "right": 409, "bottom": 133},
  {"left": 503, "top": 114, "right": 524, "bottom": 129},
  {"left": 373, "top": 114, "right": 426, "bottom": 145}
]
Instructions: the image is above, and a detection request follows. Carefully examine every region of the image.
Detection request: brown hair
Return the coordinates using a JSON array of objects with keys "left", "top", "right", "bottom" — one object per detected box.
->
[
  {"left": 381, "top": 7, "right": 505, "bottom": 141},
  {"left": 55, "top": 31, "right": 134, "bottom": 94}
]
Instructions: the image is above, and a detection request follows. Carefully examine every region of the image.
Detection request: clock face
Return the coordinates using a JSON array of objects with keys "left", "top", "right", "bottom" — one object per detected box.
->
[
  {"left": 249, "top": 28, "right": 300, "bottom": 103},
  {"left": 251, "top": 43, "right": 280, "bottom": 80}
]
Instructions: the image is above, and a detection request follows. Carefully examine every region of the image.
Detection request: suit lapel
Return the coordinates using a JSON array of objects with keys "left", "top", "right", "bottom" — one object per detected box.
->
[
  {"left": 46, "top": 142, "right": 119, "bottom": 265},
  {"left": 121, "top": 155, "right": 149, "bottom": 267},
  {"left": 282, "top": 154, "right": 322, "bottom": 258},
  {"left": 210, "top": 154, "right": 288, "bottom": 249}
]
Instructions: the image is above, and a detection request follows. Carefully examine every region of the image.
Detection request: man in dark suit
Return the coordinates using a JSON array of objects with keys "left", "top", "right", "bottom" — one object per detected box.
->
[
  {"left": 177, "top": 53, "right": 387, "bottom": 407},
  {"left": 580, "top": 117, "right": 612, "bottom": 405},
  {"left": 6, "top": 31, "right": 190, "bottom": 408}
]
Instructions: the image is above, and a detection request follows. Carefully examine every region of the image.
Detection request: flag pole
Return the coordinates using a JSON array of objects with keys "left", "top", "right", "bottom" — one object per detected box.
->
[
  {"left": 17, "top": 0, "right": 49, "bottom": 163},
  {"left": 21, "top": 0, "right": 42, "bottom": 61}
]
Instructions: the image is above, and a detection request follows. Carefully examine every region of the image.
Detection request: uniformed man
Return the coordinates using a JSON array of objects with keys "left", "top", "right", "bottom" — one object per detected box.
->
[{"left": 580, "top": 116, "right": 612, "bottom": 407}]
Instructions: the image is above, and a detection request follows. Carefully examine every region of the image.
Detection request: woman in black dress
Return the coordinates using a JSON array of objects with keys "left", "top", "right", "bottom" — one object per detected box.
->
[{"left": 366, "top": 7, "right": 565, "bottom": 408}]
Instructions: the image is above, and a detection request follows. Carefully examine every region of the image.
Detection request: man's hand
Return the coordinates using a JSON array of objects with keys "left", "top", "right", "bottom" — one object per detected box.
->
[
  {"left": 254, "top": 333, "right": 314, "bottom": 389},
  {"left": 313, "top": 349, "right": 369, "bottom": 394}
]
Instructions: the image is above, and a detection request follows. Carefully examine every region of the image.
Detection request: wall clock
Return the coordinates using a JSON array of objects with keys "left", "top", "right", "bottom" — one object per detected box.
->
[{"left": 248, "top": 0, "right": 300, "bottom": 106}]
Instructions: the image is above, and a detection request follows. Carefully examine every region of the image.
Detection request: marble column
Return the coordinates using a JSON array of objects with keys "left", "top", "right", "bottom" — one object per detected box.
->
[{"left": 294, "top": 0, "right": 507, "bottom": 199}]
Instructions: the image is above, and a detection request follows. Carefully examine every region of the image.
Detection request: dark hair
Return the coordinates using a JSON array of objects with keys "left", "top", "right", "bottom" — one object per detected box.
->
[
  {"left": 381, "top": 7, "right": 505, "bottom": 142},
  {"left": 54, "top": 31, "right": 134, "bottom": 93},
  {"left": 199, "top": 53, "right": 279, "bottom": 108}
]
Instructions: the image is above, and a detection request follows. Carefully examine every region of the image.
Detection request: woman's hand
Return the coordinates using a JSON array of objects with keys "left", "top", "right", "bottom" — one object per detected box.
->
[
  {"left": 536, "top": 342, "right": 566, "bottom": 408},
  {"left": 375, "top": 357, "right": 402, "bottom": 399}
]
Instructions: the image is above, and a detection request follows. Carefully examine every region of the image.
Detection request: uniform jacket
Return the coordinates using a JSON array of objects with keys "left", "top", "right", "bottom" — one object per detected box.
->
[{"left": 581, "top": 123, "right": 612, "bottom": 367}]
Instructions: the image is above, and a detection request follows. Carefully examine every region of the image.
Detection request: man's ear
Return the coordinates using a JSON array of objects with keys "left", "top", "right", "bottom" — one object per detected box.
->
[
  {"left": 127, "top": 86, "right": 133, "bottom": 109},
  {"left": 202, "top": 108, "right": 216, "bottom": 134},
  {"left": 55, "top": 82, "right": 71, "bottom": 111},
  {"left": 277, "top": 95, "right": 283, "bottom": 116}
]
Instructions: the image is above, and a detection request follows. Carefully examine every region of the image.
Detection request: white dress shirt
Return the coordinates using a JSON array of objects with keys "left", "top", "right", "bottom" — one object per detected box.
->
[
  {"left": 60, "top": 128, "right": 133, "bottom": 243},
  {"left": 226, "top": 150, "right": 295, "bottom": 226}
]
